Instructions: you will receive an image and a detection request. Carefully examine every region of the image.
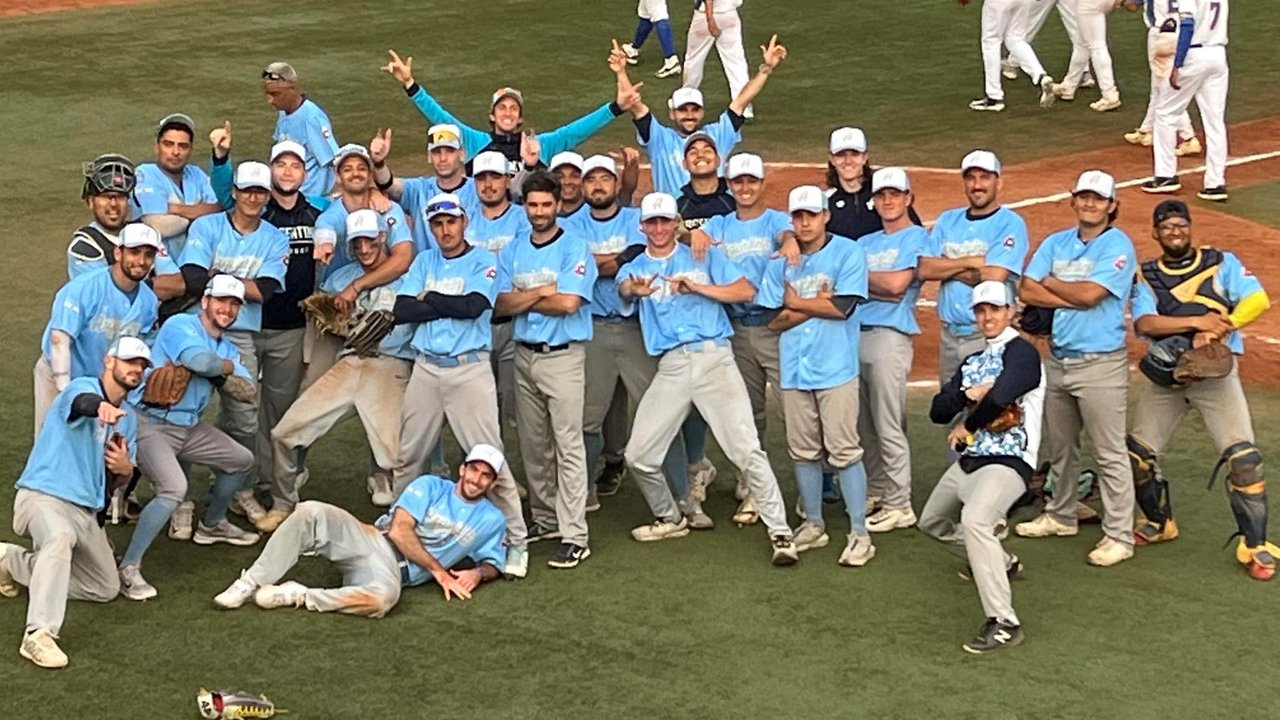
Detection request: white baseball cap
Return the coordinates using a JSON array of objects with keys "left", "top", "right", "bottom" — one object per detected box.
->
[
  {"left": 472, "top": 151, "right": 509, "bottom": 176},
  {"left": 961, "top": 149, "right": 1001, "bottom": 175},
  {"left": 582, "top": 154, "right": 618, "bottom": 178},
  {"left": 334, "top": 144, "right": 372, "bottom": 168},
  {"left": 425, "top": 192, "right": 467, "bottom": 220},
  {"left": 829, "top": 127, "right": 867, "bottom": 154},
  {"left": 346, "top": 209, "right": 381, "bottom": 239},
  {"left": 1074, "top": 169, "right": 1116, "bottom": 199},
  {"left": 789, "top": 185, "right": 828, "bottom": 214},
  {"left": 205, "top": 274, "right": 245, "bottom": 301},
  {"left": 491, "top": 86, "right": 524, "bottom": 108},
  {"left": 970, "top": 280, "right": 1013, "bottom": 308},
  {"left": 871, "top": 167, "right": 911, "bottom": 194},
  {"left": 427, "top": 124, "right": 462, "bottom": 151},
  {"left": 550, "top": 151, "right": 584, "bottom": 173},
  {"left": 640, "top": 192, "right": 678, "bottom": 221},
  {"left": 108, "top": 336, "right": 152, "bottom": 365},
  {"left": 726, "top": 153, "right": 765, "bottom": 180},
  {"left": 119, "top": 223, "right": 163, "bottom": 250},
  {"left": 668, "top": 87, "right": 704, "bottom": 109},
  {"left": 465, "top": 442, "right": 506, "bottom": 474},
  {"left": 270, "top": 140, "right": 306, "bottom": 164},
  {"left": 234, "top": 161, "right": 271, "bottom": 191}
]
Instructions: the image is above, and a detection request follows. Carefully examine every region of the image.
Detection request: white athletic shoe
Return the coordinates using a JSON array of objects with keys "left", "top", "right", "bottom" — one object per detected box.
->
[
  {"left": 865, "top": 495, "right": 882, "bottom": 516},
  {"left": 1081, "top": 73, "right": 1096, "bottom": 89},
  {"left": 656, "top": 55, "right": 682, "bottom": 78},
  {"left": 0, "top": 543, "right": 20, "bottom": 598},
  {"left": 733, "top": 471, "right": 749, "bottom": 502},
  {"left": 620, "top": 42, "right": 640, "bottom": 65},
  {"left": 193, "top": 520, "right": 261, "bottom": 547},
  {"left": 631, "top": 517, "right": 691, "bottom": 542},
  {"left": 504, "top": 546, "right": 529, "bottom": 580},
  {"left": 1176, "top": 136, "right": 1203, "bottom": 157},
  {"left": 792, "top": 521, "right": 830, "bottom": 552},
  {"left": 771, "top": 536, "right": 799, "bottom": 566},
  {"left": 254, "top": 581, "right": 309, "bottom": 610},
  {"left": 689, "top": 460, "right": 718, "bottom": 502},
  {"left": 1089, "top": 94, "right": 1122, "bottom": 112},
  {"left": 866, "top": 506, "right": 918, "bottom": 533},
  {"left": 367, "top": 472, "right": 394, "bottom": 507},
  {"left": 1001, "top": 58, "right": 1019, "bottom": 80},
  {"left": 169, "top": 501, "right": 195, "bottom": 541},
  {"left": 1014, "top": 512, "right": 1079, "bottom": 538},
  {"left": 214, "top": 570, "right": 258, "bottom": 609},
  {"left": 838, "top": 533, "right": 876, "bottom": 567},
  {"left": 969, "top": 97, "right": 1006, "bottom": 112},
  {"left": 733, "top": 496, "right": 760, "bottom": 526},
  {"left": 232, "top": 490, "right": 267, "bottom": 525},
  {"left": 1123, "top": 128, "right": 1151, "bottom": 146},
  {"left": 1050, "top": 82, "right": 1074, "bottom": 102},
  {"left": 118, "top": 564, "right": 158, "bottom": 601},
  {"left": 742, "top": 105, "right": 755, "bottom": 120},
  {"left": 1087, "top": 537, "right": 1134, "bottom": 567},
  {"left": 1038, "top": 75, "right": 1057, "bottom": 108},
  {"left": 20, "top": 628, "right": 67, "bottom": 669},
  {"left": 681, "top": 499, "right": 715, "bottom": 530}
]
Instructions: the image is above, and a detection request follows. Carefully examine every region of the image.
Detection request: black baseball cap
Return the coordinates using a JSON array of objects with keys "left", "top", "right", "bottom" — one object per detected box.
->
[{"left": 1153, "top": 200, "right": 1191, "bottom": 225}]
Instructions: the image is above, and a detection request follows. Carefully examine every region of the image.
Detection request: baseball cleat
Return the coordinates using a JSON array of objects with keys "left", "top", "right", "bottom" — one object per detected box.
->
[
  {"left": 1089, "top": 95, "right": 1122, "bottom": 112},
  {"left": 1081, "top": 73, "right": 1097, "bottom": 89},
  {"left": 792, "top": 521, "right": 830, "bottom": 552},
  {"left": 214, "top": 571, "right": 259, "bottom": 609},
  {"left": 959, "top": 555, "right": 1023, "bottom": 582},
  {"left": 254, "top": 581, "right": 309, "bottom": 610},
  {"left": 1197, "top": 186, "right": 1229, "bottom": 202},
  {"left": 968, "top": 97, "right": 1005, "bottom": 112},
  {"left": 681, "top": 499, "right": 715, "bottom": 530},
  {"left": 118, "top": 564, "right": 158, "bottom": 601},
  {"left": 1134, "top": 518, "right": 1179, "bottom": 545},
  {"left": 631, "top": 517, "right": 691, "bottom": 542},
  {"left": 1001, "top": 58, "right": 1019, "bottom": 80},
  {"left": 838, "top": 533, "right": 876, "bottom": 567},
  {"left": 526, "top": 522, "right": 562, "bottom": 544},
  {"left": 254, "top": 508, "right": 291, "bottom": 533},
  {"left": 0, "top": 543, "right": 20, "bottom": 598},
  {"left": 585, "top": 486, "right": 601, "bottom": 513},
  {"left": 733, "top": 496, "right": 760, "bottom": 526},
  {"left": 962, "top": 618, "right": 1024, "bottom": 655},
  {"left": 1050, "top": 83, "right": 1075, "bottom": 102},
  {"left": 20, "top": 628, "right": 68, "bottom": 669},
  {"left": 620, "top": 42, "right": 640, "bottom": 65},
  {"left": 1124, "top": 128, "right": 1152, "bottom": 146},
  {"left": 504, "top": 546, "right": 529, "bottom": 580},
  {"left": 1014, "top": 512, "right": 1078, "bottom": 538},
  {"left": 1038, "top": 75, "right": 1057, "bottom": 108},
  {"left": 1176, "top": 136, "right": 1202, "bottom": 156},
  {"left": 770, "top": 536, "right": 799, "bottom": 566},
  {"left": 169, "top": 500, "right": 195, "bottom": 541},
  {"left": 193, "top": 520, "right": 261, "bottom": 547},
  {"left": 733, "top": 470, "right": 749, "bottom": 501},
  {"left": 1236, "top": 540, "right": 1279, "bottom": 581},
  {"left": 366, "top": 472, "right": 394, "bottom": 507},
  {"left": 866, "top": 506, "right": 918, "bottom": 533},
  {"left": 1087, "top": 537, "right": 1134, "bottom": 567},
  {"left": 547, "top": 543, "right": 591, "bottom": 569},
  {"left": 655, "top": 55, "right": 682, "bottom": 78},
  {"left": 742, "top": 105, "right": 755, "bottom": 120},
  {"left": 231, "top": 490, "right": 268, "bottom": 525},
  {"left": 865, "top": 495, "right": 882, "bottom": 516},
  {"left": 595, "top": 460, "right": 626, "bottom": 497},
  {"left": 689, "top": 460, "right": 718, "bottom": 502},
  {"left": 1141, "top": 177, "right": 1182, "bottom": 194}
]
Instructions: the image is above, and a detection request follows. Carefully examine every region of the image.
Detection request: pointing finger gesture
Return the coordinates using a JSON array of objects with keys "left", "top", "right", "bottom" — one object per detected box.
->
[
  {"left": 382, "top": 49, "right": 415, "bottom": 87},
  {"left": 761, "top": 34, "right": 788, "bottom": 69}
]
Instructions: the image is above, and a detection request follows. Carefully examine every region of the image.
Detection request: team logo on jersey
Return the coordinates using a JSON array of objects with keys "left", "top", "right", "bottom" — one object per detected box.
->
[
  {"left": 835, "top": 199, "right": 846, "bottom": 209},
  {"left": 1243, "top": 267, "right": 1254, "bottom": 277},
  {"left": 574, "top": 261, "right": 587, "bottom": 276},
  {"left": 322, "top": 127, "right": 331, "bottom": 139},
  {"left": 1113, "top": 254, "right": 1128, "bottom": 271},
  {"left": 1002, "top": 234, "right": 1015, "bottom": 249},
  {"left": 387, "top": 216, "right": 397, "bottom": 228},
  {"left": 485, "top": 265, "right": 497, "bottom": 280}
]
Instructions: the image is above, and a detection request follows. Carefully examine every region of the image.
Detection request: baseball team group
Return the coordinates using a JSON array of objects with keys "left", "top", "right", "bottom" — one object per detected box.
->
[{"left": 1, "top": 0, "right": 1270, "bottom": 671}]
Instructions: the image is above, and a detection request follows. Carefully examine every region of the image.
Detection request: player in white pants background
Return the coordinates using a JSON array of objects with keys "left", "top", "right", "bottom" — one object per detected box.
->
[
  {"left": 620, "top": 1, "right": 683, "bottom": 79},
  {"left": 1004, "top": 0, "right": 1092, "bottom": 86},
  {"left": 1123, "top": 0, "right": 1201, "bottom": 157},
  {"left": 683, "top": 0, "right": 755, "bottom": 119},
  {"left": 970, "top": 0, "right": 1058, "bottom": 112},
  {"left": 1051, "top": 0, "right": 1123, "bottom": 111}
]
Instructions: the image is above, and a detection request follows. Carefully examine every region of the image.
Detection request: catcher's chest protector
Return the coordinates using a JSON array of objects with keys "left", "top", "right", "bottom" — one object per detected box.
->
[{"left": 1141, "top": 247, "right": 1230, "bottom": 319}]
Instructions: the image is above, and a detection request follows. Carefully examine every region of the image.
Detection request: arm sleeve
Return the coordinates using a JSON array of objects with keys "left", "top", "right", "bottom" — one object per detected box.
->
[
  {"left": 633, "top": 113, "right": 654, "bottom": 145},
  {"left": 616, "top": 243, "right": 645, "bottom": 266},
  {"left": 176, "top": 347, "right": 226, "bottom": 377},
  {"left": 831, "top": 295, "right": 860, "bottom": 317},
  {"left": 209, "top": 153, "right": 234, "bottom": 210},
  {"left": 536, "top": 103, "right": 622, "bottom": 160},
  {"left": 180, "top": 264, "right": 209, "bottom": 295},
  {"left": 68, "top": 392, "right": 105, "bottom": 421},
  {"left": 964, "top": 340, "right": 1042, "bottom": 432},
  {"left": 393, "top": 292, "right": 491, "bottom": 324},
  {"left": 254, "top": 277, "right": 282, "bottom": 300},
  {"left": 404, "top": 84, "right": 489, "bottom": 161},
  {"left": 1174, "top": 14, "right": 1196, "bottom": 67},
  {"left": 929, "top": 366, "right": 970, "bottom": 425}
]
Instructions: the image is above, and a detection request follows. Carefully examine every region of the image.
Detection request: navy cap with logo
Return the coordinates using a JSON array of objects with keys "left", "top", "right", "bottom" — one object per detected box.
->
[{"left": 1153, "top": 200, "right": 1191, "bottom": 226}]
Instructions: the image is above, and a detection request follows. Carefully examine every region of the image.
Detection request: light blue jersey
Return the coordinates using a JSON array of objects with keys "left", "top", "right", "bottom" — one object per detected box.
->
[
  {"left": 1024, "top": 226, "right": 1137, "bottom": 355},
  {"left": 400, "top": 176, "right": 479, "bottom": 253},
  {"left": 855, "top": 225, "right": 926, "bottom": 334},
  {"left": 701, "top": 209, "right": 791, "bottom": 317},
  {"left": 274, "top": 98, "right": 340, "bottom": 197},
  {"left": 497, "top": 229, "right": 596, "bottom": 345},
  {"left": 17, "top": 376, "right": 138, "bottom": 512},
  {"left": 465, "top": 204, "right": 530, "bottom": 254},
  {"left": 572, "top": 206, "right": 646, "bottom": 319},
  {"left": 207, "top": 156, "right": 333, "bottom": 213},
  {"left": 617, "top": 244, "right": 742, "bottom": 356},
  {"left": 313, "top": 200, "right": 414, "bottom": 279},
  {"left": 757, "top": 236, "right": 868, "bottom": 390},
  {"left": 130, "top": 314, "right": 251, "bottom": 427},
  {"left": 374, "top": 474, "right": 507, "bottom": 584},
  {"left": 639, "top": 111, "right": 742, "bottom": 195},
  {"left": 132, "top": 162, "right": 218, "bottom": 259},
  {"left": 322, "top": 263, "right": 414, "bottom": 360},
  {"left": 928, "top": 206, "right": 1030, "bottom": 334},
  {"left": 398, "top": 245, "right": 499, "bottom": 358},
  {"left": 180, "top": 213, "right": 289, "bottom": 333},
  {"left": 41, "top": 268, "right": 159, "bottom": 380},
  {"left": 1131, "top": 250, "right": 1263, "bottom": 355}
]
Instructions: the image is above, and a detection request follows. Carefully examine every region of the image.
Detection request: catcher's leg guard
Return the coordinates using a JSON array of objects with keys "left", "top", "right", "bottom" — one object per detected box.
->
[
  {"left": 1213, "top": 443, "right": 1271, "bottom": 574},
  {"left": 1128, "top": 435, "right": 1177, "bottom": 544}
]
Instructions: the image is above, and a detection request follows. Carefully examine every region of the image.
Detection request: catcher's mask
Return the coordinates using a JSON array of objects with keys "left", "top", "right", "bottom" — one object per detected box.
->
[{"left": 82, "top": 154, "right": 137, "bottom": 200}]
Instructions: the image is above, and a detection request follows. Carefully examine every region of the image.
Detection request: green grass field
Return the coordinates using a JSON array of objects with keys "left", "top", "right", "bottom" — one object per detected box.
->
[{"left": 3, "top": 1, "right": 1279, "bottom": 718}]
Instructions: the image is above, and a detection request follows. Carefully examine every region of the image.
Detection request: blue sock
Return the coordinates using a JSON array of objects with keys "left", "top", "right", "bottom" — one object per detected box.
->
[
  {"left": 795, "top": 461, "right": 824, "bottom": 526},
  {"left": 633, "top": 19, "right": 653, "bottom": 48},
  {"left": 662, "top": 433, "right": 689, "bottom": 501},
  {"left": 682, "top": 413, "right": 708, "bottom": 465},
  {"left": 204, "top": 471, "right": 247, "bottom": 527},
  {"left": 655, "top": 19, "right": 677, "bottom": 57},
  {"left": 121, "top": 496, "right": 179, "bottom": 567},
  {"left": 839, "top": 462, "right": 869, "bottom": 534},
  {"left": 585, "top": 431, "right": 604, "bottom": 482}
]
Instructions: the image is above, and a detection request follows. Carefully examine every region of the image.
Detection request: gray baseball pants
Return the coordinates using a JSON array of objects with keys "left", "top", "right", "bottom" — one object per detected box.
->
[{"left": 858, "top": 327, "right": 915, "bottom": 510}]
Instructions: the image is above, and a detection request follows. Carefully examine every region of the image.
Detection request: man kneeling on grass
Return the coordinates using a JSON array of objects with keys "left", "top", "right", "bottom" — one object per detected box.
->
[{"left": 213, "top": 444, "right": 509, "bottom": 616}]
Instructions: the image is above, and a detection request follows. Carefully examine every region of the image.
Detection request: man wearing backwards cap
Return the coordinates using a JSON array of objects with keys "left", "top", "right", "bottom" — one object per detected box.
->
[
  {"left": 117, "top": 276, "right": 261, "bottom": 603},
  {"left": 132, "top": 113, "right": 222, "bottom": 261},
  {"left": 36, "top": 223, "right": 161, "bottom": 437},
  {"left": 259, "top": 209, "right": 416, "bottom": 531},
  {"left": 609, "top": 35, "right": 788, "bottom": 195},
  {"left": 381, "top": 49, "right": 637, "bottom": 169},
  {"left": 1127, "top": 200, "right": 1276, "bottom": 580},
  {"left": 919, "top": 150, "right": 1030, "bottom": 462},
  {"left": 68, "top": 153, "right": 138, "bottom": 280},
  {"left": 370, "top": 123, "right": 480, "bottom": 254},
  {"left": 1, "top": 336, "right": 150, "bottom": 669},
  {"left": 756, "top": 185, "right": 872, "bottom": 565},
  {"left": 312, "top": 144, "right": 415, "bottom": 286},
  {"left": 214, "top": 443, "right": 509, "bottom": 616},
  {"left": 1015, "top": 170, "right": 1137, "bottom": 567},
  {"left": 855, "top": 168, "right": 927, "bottom": 534},
  {"left": 921, "top": 280, "right": 1045, "bottom": 655},
  {"left": 390, "top": 194, "right": 530, "bottom": 579},
  {"left": 618, "top": 191, "right": 799, "bottom": 566},
  {"left": 261, "top": 62, "right": 341, "bottom": 197}
]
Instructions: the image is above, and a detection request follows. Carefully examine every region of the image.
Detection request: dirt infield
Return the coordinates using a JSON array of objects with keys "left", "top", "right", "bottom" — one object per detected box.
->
[{"left": 0, "top": 0, "right": 152, "bottom": 15}]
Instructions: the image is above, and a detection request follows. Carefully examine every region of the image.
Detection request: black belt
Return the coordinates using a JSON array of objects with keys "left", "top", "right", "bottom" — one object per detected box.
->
[
  {"left": 518, "top": 341, "right": 571, "bottom": 353},
  {"left": 382, "top": 533, "right": 412, "bottom": 584}
]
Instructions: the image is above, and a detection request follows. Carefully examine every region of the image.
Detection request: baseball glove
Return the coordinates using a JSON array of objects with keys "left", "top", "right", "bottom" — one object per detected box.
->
[
  {"left": 141, "top": 362, "right": 191, "bottom": 407},
  {"left": 1172, "top": 341, "right": 1232, "bottom": 384},
  {"left": 344, "top": 309, "right": 395, "bottom": 356},
  {"left": 196, "top": 688, "right": 284, "bottom": 719},
  {"left": 300, "top": 293, "right": 353, "bottom": 338},
  {"left": 984, "top": 403, "right": 1023, "bottom": 433},
  {"left": 219, "top": 375, "right": 258, "bottom": 404}
]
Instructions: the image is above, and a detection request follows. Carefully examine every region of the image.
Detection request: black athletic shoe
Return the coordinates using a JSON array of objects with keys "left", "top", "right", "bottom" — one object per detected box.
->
[
  {"left": 1141, "top": 177, "right": 1182, "bottom": 194},
  {"left": 547, "top": 543, "right": 591, "bottom": 569},
  {"left": 1197, "top": 186, "right": 1228, "bottom": 202},
  {"left": 526, "top": 523, "right": 562, "bottom": 544},
  {"left": 596, "top": 461, "right": 626, "bottom": 497},
  {"left": 963, "top": 618, "right": 1024, "bottom": 655},
  {"left": 958, "top": 555, "right": 1023, "bottom": 582},
  {"left": 968, "top": 97, "right": 1006, "bottom": 112}
]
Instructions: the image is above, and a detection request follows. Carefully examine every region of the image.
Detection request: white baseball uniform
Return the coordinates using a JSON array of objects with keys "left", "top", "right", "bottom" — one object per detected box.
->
[
  {"left": 982, "top": 0, "right": 1052, "bottom": 101},
  {"left": 1154, "top": 0, "right": 1229, "bottom": 189},
  {"left": 1059, "top": 0, "right": 1120, "bottom": 99},
  {"left": 1138, "top": 0, "right": 1195, "bottom": 137},
  {"left": 637, "top": 0, "right": 670, "bottom": 21},
  {"left": 683, "top": 0, "right": 750, "bottom": 109}
]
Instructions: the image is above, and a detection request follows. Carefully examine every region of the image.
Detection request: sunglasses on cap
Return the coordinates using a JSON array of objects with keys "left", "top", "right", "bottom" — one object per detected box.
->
[
  {"left": 427, "top": 200, "right": 464, "bottom": 216},
  {"left": 261, "top": 70, "right": 290, "bottom": 82}
]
